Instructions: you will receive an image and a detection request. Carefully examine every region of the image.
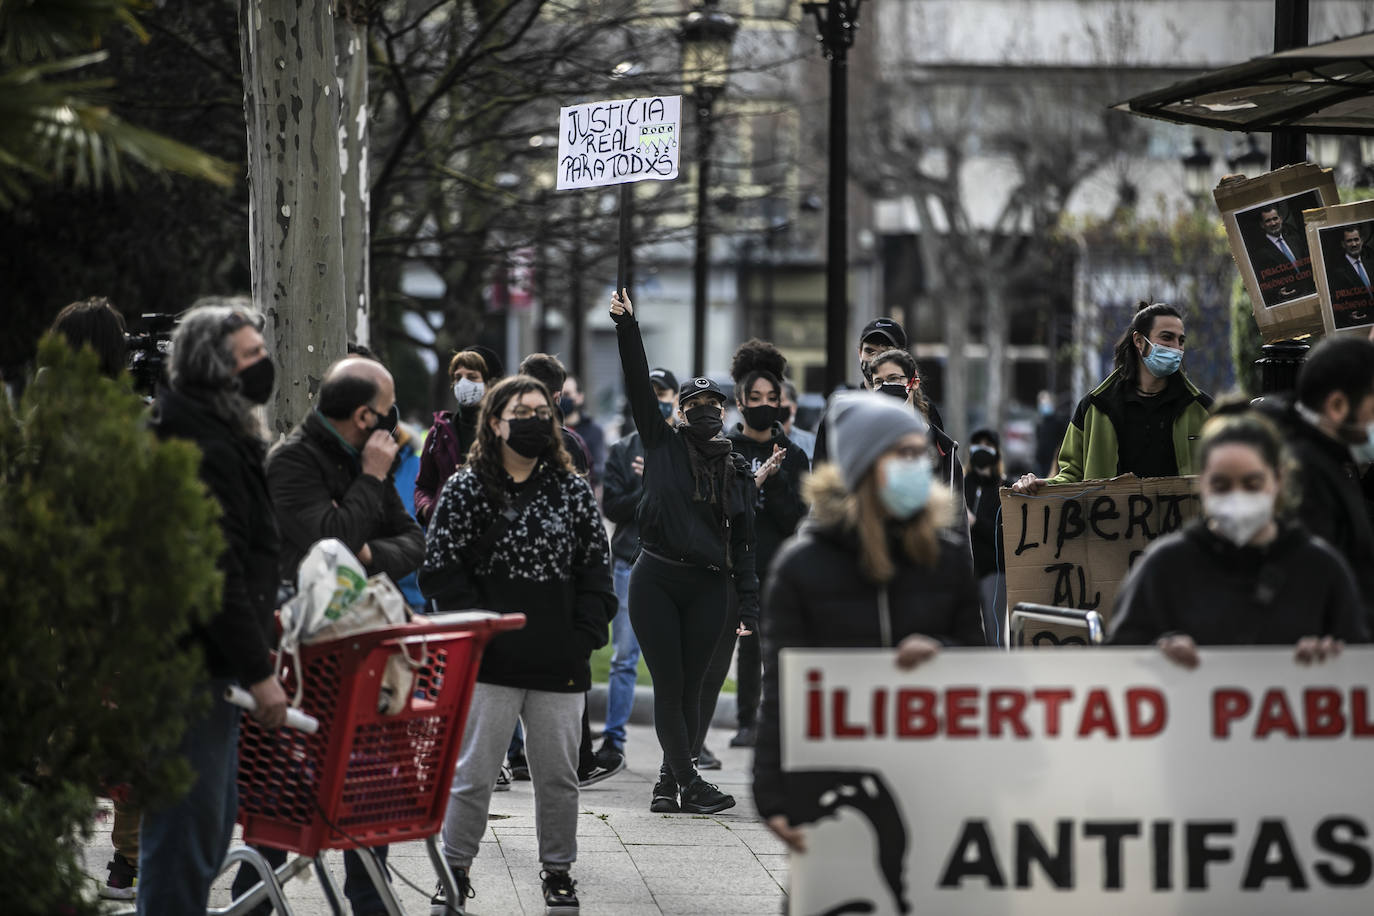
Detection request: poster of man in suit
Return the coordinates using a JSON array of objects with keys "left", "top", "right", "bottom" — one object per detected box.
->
[
  {"left": 1236, "top": 193, "right": 1320, "bottom": 307},
  {"left": 1317, "top": 221, "right": 1374, "bottom": 331}
]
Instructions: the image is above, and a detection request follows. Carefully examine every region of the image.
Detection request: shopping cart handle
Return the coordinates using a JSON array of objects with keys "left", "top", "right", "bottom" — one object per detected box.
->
[{"left": 225, "top": 685, "right": 320, "bottom": 734}]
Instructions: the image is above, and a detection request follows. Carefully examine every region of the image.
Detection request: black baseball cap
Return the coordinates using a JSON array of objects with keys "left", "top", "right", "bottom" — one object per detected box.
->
[
  {"left": 679, "top": 376, "right": 726, "bottom": 406},
  {"left": 860, "top": 317, "right": 907, "bottom": 350},
  {"left": 649, "top": 367, "right": 679, "bottom": 393}
]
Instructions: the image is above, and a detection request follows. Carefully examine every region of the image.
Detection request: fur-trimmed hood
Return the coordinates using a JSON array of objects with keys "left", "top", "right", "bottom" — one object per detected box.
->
[{"left": 803, "top": 462, "right": 953, "bottom": 535}]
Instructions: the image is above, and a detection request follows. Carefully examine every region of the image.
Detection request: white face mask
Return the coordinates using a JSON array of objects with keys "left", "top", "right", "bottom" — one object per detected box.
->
[
  {"left": 1203, "top": 491, "right": 1276, "bottom": 547},
  {"left": 453, "top": 377, "right": 485, "bottom": 407}
]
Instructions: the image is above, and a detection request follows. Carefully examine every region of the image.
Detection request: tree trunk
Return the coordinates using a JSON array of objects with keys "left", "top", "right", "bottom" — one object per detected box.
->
[
  {"left": 336, "top": 16, "right": 370, "bottom": 348},
  {"left": 983, "top": 280, "right": 1008, "bottom": 433},
  {"left": 912, "top": 192, "right": 968, "bottom": 446},
  {"left": 239, "top": 0, "right": 348, "bottom": 439}
]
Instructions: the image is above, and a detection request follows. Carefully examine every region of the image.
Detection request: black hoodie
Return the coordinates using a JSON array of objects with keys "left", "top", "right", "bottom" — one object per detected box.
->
[{"left": 727, "top": 422, "right": 810, "bottom": 581}]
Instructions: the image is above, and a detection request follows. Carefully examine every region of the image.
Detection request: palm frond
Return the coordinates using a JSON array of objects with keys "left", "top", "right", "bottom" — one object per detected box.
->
[
  {"left": 0, "top": 53, "right": 236, "bottom": 206},
  {"left": 0, "top": 0, "right": 150, "bottom": 64}
]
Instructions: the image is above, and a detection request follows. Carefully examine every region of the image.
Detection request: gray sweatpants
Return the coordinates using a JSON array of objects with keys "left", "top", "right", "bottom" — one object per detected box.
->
[{"left": 441, "top": 682, "right": 583, "bottom": 870}]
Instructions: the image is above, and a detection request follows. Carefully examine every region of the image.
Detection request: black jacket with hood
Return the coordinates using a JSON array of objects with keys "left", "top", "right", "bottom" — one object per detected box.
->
[
  {"left": 150, "top": 385, "right": 279, "bottom": 685},
  {"left": 727, "top": 422, "right": 810, "bottom": 580},
  {"left": 613, "top": 315, "right": 760, "bottom": 621},
  {"left": 1107, "top": 519, "right": 1368, "bottom": 646},
  {"left": 752, "top": 466, "right": 985, "bottom": 819}
]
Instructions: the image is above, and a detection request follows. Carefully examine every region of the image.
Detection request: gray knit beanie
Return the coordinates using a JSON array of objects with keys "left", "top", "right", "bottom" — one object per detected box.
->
[{"left": 826, "top": 392, "right": 929, "bottom": 490}]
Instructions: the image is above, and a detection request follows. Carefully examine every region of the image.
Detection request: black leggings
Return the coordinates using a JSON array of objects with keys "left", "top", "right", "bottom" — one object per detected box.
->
[
  {"left": 696, "top": 596, "right": 760, "bottom": 755},
  {"left": 629, "top": 551, "right": 729, "bottom": 786}
]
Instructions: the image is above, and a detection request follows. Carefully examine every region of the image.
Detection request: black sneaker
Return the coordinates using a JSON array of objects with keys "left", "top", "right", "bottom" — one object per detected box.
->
[
  {"left": 696, "top": 744, "right": 722, "bottom": 770},
  {"left": 577, "top": 747, "right": 626, "bottom": 787},
  {"left": 649, "top": 771, "right": 679, "bottom": 813},
  {"left": 679, "top": 776, "right": 735, "bottom": 814},
  {"left": 541, "top": 868, "right": 579, "bottom": 910},
  {"left": 729, "top": 725, "right": 756, "bottom": 748},
  {"left": 430, "top": 867, "right": 474, "bottom": 916},
  {"left": 509, "top": 750, "right": 530, "bottom": 781},
  {"left": 99, "top": 852, "right": 138, "bottom": 900}
]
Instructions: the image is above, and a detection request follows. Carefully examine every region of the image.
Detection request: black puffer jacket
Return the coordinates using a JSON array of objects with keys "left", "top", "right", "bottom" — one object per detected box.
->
[
  {"left": 1108, "top": 519, "right": 1368, "bottom": 646},
  {"left": 150, "top": 386, "right": 279, "bottom": 685},
  {"left": 753, "top": 466, "right": 984, "bottom": 819},
  {"left": 418, "top": 459, "right": 616, "bottom": 692},
  {"left": 613, "top": 315, "right": 759, "bottom": 620}
]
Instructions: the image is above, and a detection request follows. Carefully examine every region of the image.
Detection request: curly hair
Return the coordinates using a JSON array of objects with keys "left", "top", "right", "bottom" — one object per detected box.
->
[
  {"left": 466, "top": 375, "right": 574, "bottom": 504},
  {"left": 730, "top": 338, "right": 787, "bottom": 402},
  {"left": 168, "top": 303, "right": 266, "bottom": 442}
]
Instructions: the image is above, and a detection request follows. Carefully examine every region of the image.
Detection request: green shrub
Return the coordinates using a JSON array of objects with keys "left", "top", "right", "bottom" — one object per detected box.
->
[{"left": 0, "top": 338, "right": 225, "bottom": 914}]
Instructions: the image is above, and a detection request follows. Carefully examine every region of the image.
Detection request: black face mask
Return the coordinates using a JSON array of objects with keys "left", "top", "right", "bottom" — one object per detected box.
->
[
  {"left": 504, "top": 416, "right": 553, "bottom": 458},
  {"left": 741, "top": 404, "right": 780, "bottom": 432},
  {"left": 558, "top": 395, "right": 577, "bottom": 417},
  {"left": 877, "top": 382, "right": 909, "bottom": 401},
  {"left": 683, "top": 403, "right": 724, "bottom": 439},
  {"left": 370, "top": 403, "right": 399, "bottom": 435},
  {"left": 237, "top": 356, "right": 275, "bottom": 405},
  {"left": 970, "top": 448, "right": 999, "bottom": 471}
]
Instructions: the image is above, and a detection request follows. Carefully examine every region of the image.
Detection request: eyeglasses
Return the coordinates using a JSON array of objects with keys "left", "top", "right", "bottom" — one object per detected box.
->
[
  {"left": 873, "top": 374, "right": 912, "bottom": 386},
  {"left": 504, "top": 406, "right": 553, "bottom": 421}
]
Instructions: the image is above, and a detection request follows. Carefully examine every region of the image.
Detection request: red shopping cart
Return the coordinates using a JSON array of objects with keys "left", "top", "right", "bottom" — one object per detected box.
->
[{"left": 226, "top": 610, "right": 524, "bottom": 915}]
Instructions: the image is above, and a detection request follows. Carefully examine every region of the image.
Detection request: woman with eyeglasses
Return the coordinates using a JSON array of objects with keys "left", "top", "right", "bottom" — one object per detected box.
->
[
  {"left": 419, "top": 375, "right": 616, "bottom": 913},
  {"left": 610, "top": 288, "right": 759, "bottom": 815},
  {"left": 866, "top": 347, "right": 975, "bottom": 574}
]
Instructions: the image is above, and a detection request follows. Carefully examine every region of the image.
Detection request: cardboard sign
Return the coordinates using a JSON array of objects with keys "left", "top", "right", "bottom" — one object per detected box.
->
[
  {"left": 1214, "top": 163, "right": 1339, "bottom": 343},
  {"left": 1302, "top": 200, "right": 1374, "bottom": 337},
  {"left": 556, "top": 95, "right": 681, "bottom": 190},
  {"left": 779, "top": 647, "right": 1374, "bottom": 915},
  {"left": 998, "top": 476, "right": 1199, "bottom": 628}
]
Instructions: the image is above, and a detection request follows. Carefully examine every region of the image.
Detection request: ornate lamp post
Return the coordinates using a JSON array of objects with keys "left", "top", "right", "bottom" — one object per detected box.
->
[
  {"left": 680, "top": 0, "right": 738, "bottom": 376},
  {"left": 802, "top": 0, "right": 862, "bottom": 395},
  {"left": 1181, "top": 138, "right": 1215, "bottom": 205}
]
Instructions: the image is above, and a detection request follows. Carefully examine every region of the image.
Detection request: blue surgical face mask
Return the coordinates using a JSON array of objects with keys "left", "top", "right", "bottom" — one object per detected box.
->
[
  {"left": 878, "top": 455, "right": 933, "bottom": 520},
  {"left": 658, "top": 400, "right": 676, "bottom": 420},
  {"left": 1141, "top": 340, "right": 1183, "bottom": 378}
]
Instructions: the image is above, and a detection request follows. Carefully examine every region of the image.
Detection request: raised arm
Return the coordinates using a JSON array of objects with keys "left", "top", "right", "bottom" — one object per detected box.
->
[{"left": 610, "top": 289, "right": 670, "bottom": 450}]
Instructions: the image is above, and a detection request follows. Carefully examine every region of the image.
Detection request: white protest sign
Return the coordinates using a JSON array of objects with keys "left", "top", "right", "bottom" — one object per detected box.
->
[
  {"left": 780, "top": 647, "right": 1374, "bottom": 916},
  {"left": 557, "top": 96, "right": 680, "bottom": 190}
]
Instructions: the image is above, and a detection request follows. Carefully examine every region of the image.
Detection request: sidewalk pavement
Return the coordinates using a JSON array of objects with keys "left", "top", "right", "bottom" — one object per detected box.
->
[{"left": 85, "top": 722, "right": 788, "bottom": 916}]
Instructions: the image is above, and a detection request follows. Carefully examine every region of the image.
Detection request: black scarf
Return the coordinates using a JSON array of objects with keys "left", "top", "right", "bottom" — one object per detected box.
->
[{"left": 680, "top": 426, "right": 733, "bottom": 506}]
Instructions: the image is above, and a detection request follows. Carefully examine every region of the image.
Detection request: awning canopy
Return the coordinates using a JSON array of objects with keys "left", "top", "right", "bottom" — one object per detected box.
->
[{"left": 1115, "top": 31, "right": 1374, "bottom": 135}]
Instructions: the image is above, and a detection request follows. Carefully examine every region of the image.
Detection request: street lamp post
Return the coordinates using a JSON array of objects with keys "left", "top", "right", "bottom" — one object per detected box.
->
[
  {"left": 681, "top": 0, "right": 738, "bottom": 377},
  {"left": 1181, "top": 138, "right": 1215, "bottom": 204},
  {"left": 803, "top": 0, "right": 862, "bottom": 396}
]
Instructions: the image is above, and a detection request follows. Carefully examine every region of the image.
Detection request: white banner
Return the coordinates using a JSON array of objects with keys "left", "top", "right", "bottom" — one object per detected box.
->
[
  {"left": 779, "top": 647, "right": 1374, "bottom": 915},
  {"left": 556, "top": 96, "right": 680, "bottom": 190}
]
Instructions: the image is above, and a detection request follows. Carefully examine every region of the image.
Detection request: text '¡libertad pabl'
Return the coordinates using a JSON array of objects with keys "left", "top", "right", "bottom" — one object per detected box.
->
[{"left": 804, "top": 670, "right": 1374, "bottom": 740}]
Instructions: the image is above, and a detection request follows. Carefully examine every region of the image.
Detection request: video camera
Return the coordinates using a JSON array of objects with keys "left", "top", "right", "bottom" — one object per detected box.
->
[{"left": 126, "top": 313, "right": 177, "bottom": 396}]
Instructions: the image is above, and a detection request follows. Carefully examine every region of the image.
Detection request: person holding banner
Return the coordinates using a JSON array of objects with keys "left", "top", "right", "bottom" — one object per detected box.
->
[
  {"left": 754, "top": 393, "right": 984, "bottom": 852},
  {"left": 1108, "top": 410, "right": 1368, "bottom": 662},
  {"left": 1013, "top": 302, "right": 1212, "bottom": 494},
  {"left": 609, "top": 288, "right": 758, "bottom": 815}
]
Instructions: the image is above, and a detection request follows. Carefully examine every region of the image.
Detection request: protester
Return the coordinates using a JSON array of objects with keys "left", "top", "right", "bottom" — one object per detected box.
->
[
  {"left": 1108, "top": 410, "right": 1368, "bottom": 659},
  {"left": 867, "top": 348, "right": 972, "bottom": 560},
  {"left": 595, "top": 367, "right": 679, "bottom": 766},
  {"left": 419, "top": 375, "right": 615, "bottom": 913},
  {"left": 698, "top": 339, "right": 809, "bottom": 751},
  {"left": 390, "top": 421, "right": 427, "bottom": 610},
  {"left": 46, "top": 298, "right": 145, "bottom": 898},
  {"left": 227, "top": 356, "right": 426, "bottom": 915},
  {"left": 1014, "top": 302, "right": 1213, "bottom": 494},
  {"left": 1034, "top": 389, "right": 1071, "bottom": 477},
  {"left": 964, "top": 428, "right": 1013, "bottom": 645},
  {"left": 1270, "top": 335, "right": 1374, "bottom": 625},
  {"left": 780, "top": 380, "right": 816, "bottom": 461},
  {"left": 140, "top": 305, "right": 287, "bottom": 915},
  {"left": 561, "top": 374, "right": 607, "bottom": 487},
  {"left": 610, "top": 288, "right": 758, "bottom": 815},
  {"left": 812, "top": 316, "right": 907, "bottom": 463},
  {"left": 754, "top": 393, "right": 984, "bottom": 852},
  {"left": 414, "top": 346, "right": 502, "bottom": 526}
]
